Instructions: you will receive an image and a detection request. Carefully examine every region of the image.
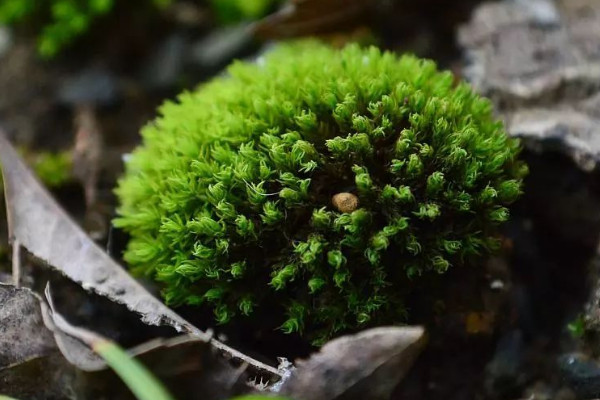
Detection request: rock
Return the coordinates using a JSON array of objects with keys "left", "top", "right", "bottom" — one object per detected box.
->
[
  {"left": 57, "top": 67, "right": 119, "bottom": 107},
  {"left": 484, "top": 330, "right": 525, "bottom": 397},
  {"left": 189, "top": 24, "right": 254, "bottom": 71},
  {"left": 522, "top": 381, "right": 576, "bottom": 400},
  {"left": 558, "top": 352, "right": 600, "bottom": 398},
  {"left": 141, "top": 33, "right": 188, "bottom": 90},
  {"left": 459, "top": 0, "right": 600, "bottom": 171},
  {"left": 0, "top": 25, "right": 12, "bottom": 58}
]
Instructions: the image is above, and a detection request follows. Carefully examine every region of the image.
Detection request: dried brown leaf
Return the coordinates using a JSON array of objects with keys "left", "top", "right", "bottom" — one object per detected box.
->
[
  {"left": 280, "top": 326, "right": 427, "bottom": 400},
  {"left": 252, "top": 0, "right": 370, "bottom": 39}
]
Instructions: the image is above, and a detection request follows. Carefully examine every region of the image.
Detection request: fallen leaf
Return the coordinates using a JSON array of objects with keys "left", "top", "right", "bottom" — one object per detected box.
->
[
  {"left": 0, "top": 283, "right": 252, "bottom": 399},
  {"left": 0, "top": 130, "right": 204, "bottom": 335},
  {"left": 279, "top": 326, "right": 427, "bottom": 400},
  {"left": 252, "top": 0, "right": 370, "bottom": 39},
  {"left": 0, "top": 130, "right": 281, "bottom": 380},
  {"left": 41, "top": 289, "right": 252, "bottom": 400},
  {"left": 0, "top": 284, "right": 77, "bottom": 399},
  {"left": 0, "top": 283, "right": 55, "bottom": 369}
]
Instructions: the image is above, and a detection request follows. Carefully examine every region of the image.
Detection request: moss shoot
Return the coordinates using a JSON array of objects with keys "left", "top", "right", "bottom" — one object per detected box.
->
[{"left": 115, "top": 42, "right": 527, "bottom": 343}]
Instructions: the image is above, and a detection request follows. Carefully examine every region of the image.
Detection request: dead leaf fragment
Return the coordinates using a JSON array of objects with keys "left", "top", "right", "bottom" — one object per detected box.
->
[
  {"left": 253, "top": 0, "right": 370, "bottom": 39},
  {"left": 0, "top": 130, "right": 281, "bottom": 379},
  {"left": 0, "top": 284, "right": 74, "bottom": 400},
  {"left": 41, "top": 292, "right": 251, "bottom": 400},
  {"left": 0, "top": 283, "right": 252, "bottom": 399},
  {"left": 0, "top": 130, "right": 203, "bottom": 337},
  {"left": 0, "top": 284, "right": 56, "bottom": 369},
  {"left": 280, "top": 326, "right": 427, "bottom": 400}
]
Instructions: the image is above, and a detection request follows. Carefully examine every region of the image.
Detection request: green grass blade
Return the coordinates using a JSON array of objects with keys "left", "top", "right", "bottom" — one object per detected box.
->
[{"left": 93, "top": 339, "right": 175, "bottom": 400}]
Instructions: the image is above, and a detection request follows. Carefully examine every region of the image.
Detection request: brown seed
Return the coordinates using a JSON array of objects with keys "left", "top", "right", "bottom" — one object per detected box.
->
[{"left": 332, "top": 192, "right": 359, "bottom": 213}]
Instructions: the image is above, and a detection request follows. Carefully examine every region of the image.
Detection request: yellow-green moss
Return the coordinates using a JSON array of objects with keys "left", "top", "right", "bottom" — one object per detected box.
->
[{"left": 115, "top": 42, "right": 527, "bottom": 343}]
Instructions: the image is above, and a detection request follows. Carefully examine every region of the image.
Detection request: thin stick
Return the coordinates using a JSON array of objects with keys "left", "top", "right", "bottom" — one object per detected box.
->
[
  {"left": 12, "top": 239, "right": 21, "bottom": 288},
  {"left": 210, "top": 337, "right": 283, "bottom": 378}
]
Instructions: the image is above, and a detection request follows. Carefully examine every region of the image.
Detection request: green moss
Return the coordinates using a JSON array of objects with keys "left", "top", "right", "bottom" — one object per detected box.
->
[
  {"left": 115, "top": 41, "right": 527, "bottom": 343},
  {"left": 209, "top": 0, "right": 281, "bottom": 25},
  {"left": 30, "top": 150, "right": 73, "bottom": 187},
  {"left": 0, "top": 149, "right": 72, "bottom": 191},
  {"left": 568, "top": 315, "right": 586, "bottom": 338}
]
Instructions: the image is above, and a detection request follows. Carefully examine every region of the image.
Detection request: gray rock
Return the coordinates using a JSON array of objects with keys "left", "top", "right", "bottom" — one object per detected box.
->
[
  {"left": 57, "top": 67, "right": 119, "bottom": 106},
  {"left": 0, "top": 25, "right": 12, "bottom": 58},
  {"left": 189, "top": 24, "right": 253, "bottom": 70},
  {"left": 141, "top": 33, "right": 188, "bottom": 90},
  {"left": 558, "top": 353, "right": 600, "bottom": 398},
  {"left": 484, "top": 330, "right": 525, "bottom": 396},
  {"left": 459, "top": 0, "right": 600, "bottom": 171}
]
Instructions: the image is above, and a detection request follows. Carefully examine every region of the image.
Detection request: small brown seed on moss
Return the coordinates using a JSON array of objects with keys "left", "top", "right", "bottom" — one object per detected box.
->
[{"left": 332, "top": 192, "right": 359, "bottom": 213}]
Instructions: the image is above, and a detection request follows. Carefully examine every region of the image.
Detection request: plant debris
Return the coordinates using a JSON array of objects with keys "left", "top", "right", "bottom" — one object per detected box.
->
[{"left": 280, "top": 326, "right": 427, "bottom": 400}]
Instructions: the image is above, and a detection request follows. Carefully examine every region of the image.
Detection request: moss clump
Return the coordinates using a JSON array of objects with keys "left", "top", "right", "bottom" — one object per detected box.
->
[{"left": 115, "top": 42, "right": 527, "bottom": 343}]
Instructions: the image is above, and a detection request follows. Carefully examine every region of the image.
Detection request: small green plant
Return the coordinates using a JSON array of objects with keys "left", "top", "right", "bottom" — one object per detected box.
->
[
  {"left": 568, "top": 314, "right": 586, "bottom": 338},
  {"left": 1, "top": 149, "right": 72, "bottom": 192},
  {"left": 209, "top": 0, "right": 281, "bottom": 25},
  {"left": 29, "top": 150, "right": 73, "bottom": 187},
  {"left": 0, "top": 0, "right": 170, "bottom": 58},
  {"left": 115, "top": 41, "right": 527, "bottom": 343}
]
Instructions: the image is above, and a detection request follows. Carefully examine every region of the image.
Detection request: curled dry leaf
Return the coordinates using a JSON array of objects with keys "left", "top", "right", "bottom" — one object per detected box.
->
[
  {"left": 0, "top": 284, "right": 75, "bottom": 399},
  {"left": 280, "top": 326, "right": 427, "bottom": 400},
  {"left": 0, "top": 283, "right": 56, "bottom": 369},
  {"left": 41, "top": 289, "right": 252, "bottom": 400},
  {"left": 0, "top": 283, "right": 251, "bottom": 399}
]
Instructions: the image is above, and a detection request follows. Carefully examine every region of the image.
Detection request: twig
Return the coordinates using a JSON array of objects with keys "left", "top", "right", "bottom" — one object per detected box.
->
[{"left": 210, "top": 337, "right": 283, "bottom": 379}]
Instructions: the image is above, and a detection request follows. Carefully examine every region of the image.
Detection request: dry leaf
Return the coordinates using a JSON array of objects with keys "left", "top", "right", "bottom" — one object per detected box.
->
[
  {"left": 0, "top": 130, "right": 204, "bottom": 335},
  {"left": 0, "top": 283, "right": 250, "bottom": 399},
  {"left": 0, "top": 283, "right": 56, "bottom": 369},
  {"left": 0, "top": 130, "right": 281, "bottom": 379},
  {"left": 41, "top": 292, "right": 251, "bottom": 400},
  {"left": 0, "top": 284, "right": 76, "bottom": 399},
  {"left": 280, "top": 326, "right": 427, "bottom": 400},
  {"left": 253, "top": 0, "right": 370, "bottom": 39}
]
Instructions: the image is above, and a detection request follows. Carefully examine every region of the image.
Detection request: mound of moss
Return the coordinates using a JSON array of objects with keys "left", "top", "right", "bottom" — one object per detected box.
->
[{"left": 115, "top": 42, "right": 526, "bottom": 343}]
